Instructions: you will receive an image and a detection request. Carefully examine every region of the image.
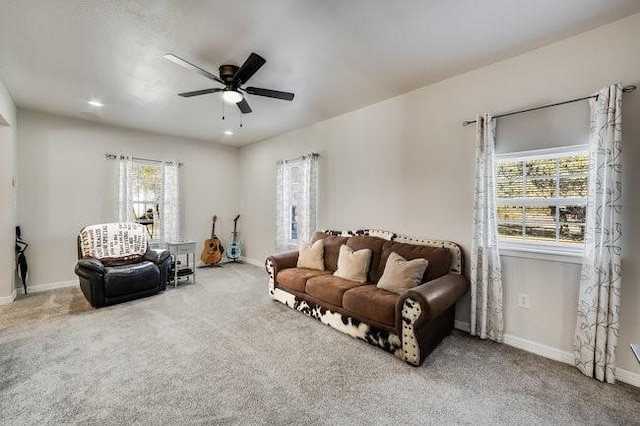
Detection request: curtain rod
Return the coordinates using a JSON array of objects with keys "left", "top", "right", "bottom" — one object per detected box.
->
[
  {"left": 105, "top": 153, "right": 184, "bottom": 167},
  {"left": 277, "top": 152, "right": 320, "bottom": 165},
  {"left": 461, "top": 85, "right": 637, "bottom": 126}
]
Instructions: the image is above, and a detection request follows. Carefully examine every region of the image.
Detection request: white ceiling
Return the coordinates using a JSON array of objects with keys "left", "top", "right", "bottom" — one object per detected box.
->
[{"left": 1, "top": 1, "right": 639, "bottom": 146}]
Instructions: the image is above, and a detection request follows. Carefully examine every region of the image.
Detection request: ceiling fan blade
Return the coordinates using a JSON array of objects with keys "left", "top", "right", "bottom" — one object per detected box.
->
[
  {"left": 233, "top": 53, "right": 266, "bottom": 85},
  {"left": 237, "top": 97, "right": 252, "bottom": 114},
  {"left": 164, "top": 53, "right": 224, "bottom": 84},
  {"left": 245, "top": 87, "right": 295, "bottom": 101},
  {"left": 178, "top": 88, "right": 223, "bottom": 97}
]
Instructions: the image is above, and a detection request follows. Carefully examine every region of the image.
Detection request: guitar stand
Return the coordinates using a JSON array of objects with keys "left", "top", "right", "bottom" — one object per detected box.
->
[
  {"left": 197, "top": 263, "right": 224, "bottom": 268},
  {"left": 197, "top": 258, "right": 243, "bottom": 268}
]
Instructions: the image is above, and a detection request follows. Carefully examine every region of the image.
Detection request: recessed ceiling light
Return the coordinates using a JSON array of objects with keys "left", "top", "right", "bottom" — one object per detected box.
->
[
  {"left": 87, "top": 100, "right": 104, "bottom": 107},
  {"left": 223, "top": 130, "right": 235, "bottom": 135}
]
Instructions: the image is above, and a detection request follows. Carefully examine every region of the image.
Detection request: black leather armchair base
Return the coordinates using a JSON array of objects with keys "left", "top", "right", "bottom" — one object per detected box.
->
[{"left": 75, "top": 248, "right": 171, "bottom": 308}]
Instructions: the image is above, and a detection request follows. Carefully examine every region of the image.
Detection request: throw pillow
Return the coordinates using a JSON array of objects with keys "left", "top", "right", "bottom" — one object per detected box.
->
[
  {"left": 377, "top": 252, "right": 429, "bottom": 294},
  {"left": 377, "top": 241, "right": 451, "bottom": 283},
  {"left": 333, "top": 244, "right": 372, "bottom": 283},
  {"left": 297, "top": 239, "right": 325, "bottom": 270}
]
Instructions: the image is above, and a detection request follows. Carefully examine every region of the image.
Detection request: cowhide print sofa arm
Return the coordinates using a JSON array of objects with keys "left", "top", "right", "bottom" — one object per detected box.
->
[{"left": 397, "top": 274, "right": 469, "bottom": 365}]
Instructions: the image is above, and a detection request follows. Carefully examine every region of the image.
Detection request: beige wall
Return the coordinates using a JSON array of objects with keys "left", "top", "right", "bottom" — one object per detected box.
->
[
  {"left": 239, "top": 13, "right": 640, "bottom": 374},
  {"left": 16, "top": 109, "right": 240, "bottom": 288},
  {"left": 0, "top": 77, "right": 17, "bottom": 301}
]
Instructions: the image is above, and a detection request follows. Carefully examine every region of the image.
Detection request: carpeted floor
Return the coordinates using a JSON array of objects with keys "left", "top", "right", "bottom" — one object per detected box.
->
[
  {"left": 0, "top": 285, "right": 92, "bottom": 332},
  {"left": 0, "top": 263, "right": 638, "bottom": 425}
]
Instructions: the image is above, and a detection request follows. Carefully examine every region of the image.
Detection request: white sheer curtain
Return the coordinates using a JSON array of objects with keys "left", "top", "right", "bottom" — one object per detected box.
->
[
  {"left": 115, "top": 155, "right": 135, "bottom": 222},
  {"left": 470, "top": 114, "right": 504, "bottom": 342},
  {"left": 574, "top": 84, "right": 623, "bottom": 383},
  {"left": 161, "top": 162, "right": 180, "bottom": 244},
  {"left": 275, "top": 153, "right": 319, "bottom": 252}
]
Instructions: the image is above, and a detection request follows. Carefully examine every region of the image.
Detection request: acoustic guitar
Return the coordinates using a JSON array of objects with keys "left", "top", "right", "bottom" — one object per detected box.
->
[
  {"left": 201, "top": 215, "right": 224, "bottom": 265},
  {"left": 227, "top": 215, "right": 242, "bottom": 261}
]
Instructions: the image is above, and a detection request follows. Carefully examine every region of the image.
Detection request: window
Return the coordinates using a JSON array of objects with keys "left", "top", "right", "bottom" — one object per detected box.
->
[
  {"left": 275, "top": 154, "right": 319, "bottom": 252},
  {"left": 290, "top": 205, "right": 298, "bottom": 240},
  {"left": 131, "top": 162, "right": 163, "bottom": 242},
  {"left": 115, "top": 156, "right": 181, "bottom": 247},
  {"left": 496, "top": 145, "right": 588, "bottom": 256}
]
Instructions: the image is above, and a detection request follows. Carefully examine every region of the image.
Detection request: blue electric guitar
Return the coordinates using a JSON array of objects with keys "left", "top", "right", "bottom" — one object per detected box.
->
[{"left": 227, "top": 215, "right": 242, "bottom": 261}]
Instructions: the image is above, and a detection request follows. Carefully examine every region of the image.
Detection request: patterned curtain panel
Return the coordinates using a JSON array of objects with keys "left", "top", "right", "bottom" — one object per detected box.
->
[
  {"left": 115, "top": 156, "right": 135, "bottom": 222},
  {"left": 275, "top": 160, "right": 290, "bottom": 252},
  {"left": 470, "top": 114, "right": 504, "bottom": 342},
  {"left": 161, "top": 162, "right": 181, "bottom": 245},
  {"left": 574, "top": 84, "right": 623, "bottom": 383},
  {"left": 275, "top": 153, "right": 319, "bottom": 252},
  {"left": 298, "top": 154, "right": 319, "bottom": 245}
]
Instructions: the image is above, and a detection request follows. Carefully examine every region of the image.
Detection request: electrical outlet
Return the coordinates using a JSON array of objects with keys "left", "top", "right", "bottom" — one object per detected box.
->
[{"left": 517, "top": 293, "right": 530, "bottom": 309}]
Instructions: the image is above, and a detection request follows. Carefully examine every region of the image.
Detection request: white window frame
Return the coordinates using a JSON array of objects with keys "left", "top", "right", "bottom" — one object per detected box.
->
[{"left": 496, "top": 145, "right": 588, "bottom": 263}]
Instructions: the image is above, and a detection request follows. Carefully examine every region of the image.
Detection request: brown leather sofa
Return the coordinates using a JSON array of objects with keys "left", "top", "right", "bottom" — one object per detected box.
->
[{"left": 266, "top": 229, "right": 469, "bottom": 366}]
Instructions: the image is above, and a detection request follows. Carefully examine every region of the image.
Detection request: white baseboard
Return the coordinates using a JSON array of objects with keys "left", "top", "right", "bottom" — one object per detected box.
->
[
  {"left": 17, "top": 279, "right": 79, "bottom": 295},
  {"left": 615, "top": 367, "right": 640, "bottom": 388},
  {"left": 0, "top": 288, "right": 17, "bottom": 305},
  {"left": 502, "top": 333, "right": 574, "bottom": 364},
  {"left": 454, "top": 320, "right": 471, "bottom": 333},
  {"left": 454, "top": 320, "right": 640, "bottom": 387},
  {"left": 240, "top": 257, "right": 264, "bottom": 268}
]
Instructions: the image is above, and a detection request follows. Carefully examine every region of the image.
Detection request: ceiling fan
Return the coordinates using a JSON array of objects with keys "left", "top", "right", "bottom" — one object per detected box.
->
[{"left": 164, "top": 52, "right": 295, "bottom": 114}]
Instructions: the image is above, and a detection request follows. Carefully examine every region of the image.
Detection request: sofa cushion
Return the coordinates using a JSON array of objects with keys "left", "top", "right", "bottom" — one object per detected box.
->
[
  {"left": 277, "top": 268, "right": 331, "bottom": 293},
  {"left": 378, "top": 241, "right": 451, "bottom": 283},
  {"left": 334, "top": 245, "right": 372, "bottom": 283},
  {"left": 377, "top": 252, "right": 428, "bottom": 294},
  {"left": 306, "top": 274, "right": 368, "bottom": 307},
  {"left": 311, "top": 233, "right": 349, "bottom": 272},
  {"left": 310, "top": 231, "right": 327, "bottom": 243},
  {"left": 104, "top": 261, "right": 158, "bottom": 298},
  {"left": 346, "top": 235, "right": 387, "bottom": 282},
  {"left": 297, "top": 239, "right": 325, "bottom": 270},
  {"left": 343, "top": 285, "right": 399, "bottom": 327}
]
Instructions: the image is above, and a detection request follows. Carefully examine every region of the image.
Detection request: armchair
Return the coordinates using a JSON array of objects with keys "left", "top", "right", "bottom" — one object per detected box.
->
[{"left": 74, "top": 222, "right": 171, "bottom": 308}]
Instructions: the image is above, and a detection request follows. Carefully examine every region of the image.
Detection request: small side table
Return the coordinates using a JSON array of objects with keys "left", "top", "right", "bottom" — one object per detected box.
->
[{"left": 167, "top": 241, "right": 197, "bottom": 288}]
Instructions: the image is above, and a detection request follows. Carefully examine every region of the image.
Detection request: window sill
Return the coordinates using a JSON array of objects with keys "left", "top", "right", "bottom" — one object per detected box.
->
[
  {"left": 284, "top": 240, "right": 299, "bottom": 251},
  {"left": 499, "top": 243, "right": 584, "bottom": 264}
]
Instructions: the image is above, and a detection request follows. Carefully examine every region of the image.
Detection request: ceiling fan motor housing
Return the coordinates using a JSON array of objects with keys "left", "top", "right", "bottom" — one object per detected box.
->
[{"left": 219, "top": 64, "right": 240, "bottom": 84}]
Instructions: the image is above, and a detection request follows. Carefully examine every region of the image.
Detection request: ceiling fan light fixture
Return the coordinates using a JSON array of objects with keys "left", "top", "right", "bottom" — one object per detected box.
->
[
  {"left": 165, "top": 52, "right": 294, "bottom": 116},
  {"left": 222, "top": 89, "right": 243, "bottom": 104}
]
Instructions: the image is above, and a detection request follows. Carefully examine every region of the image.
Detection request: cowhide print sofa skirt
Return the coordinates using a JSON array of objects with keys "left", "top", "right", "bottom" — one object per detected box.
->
[{"left": 265, "top": 229, "right": 469, "bottom": 366}]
